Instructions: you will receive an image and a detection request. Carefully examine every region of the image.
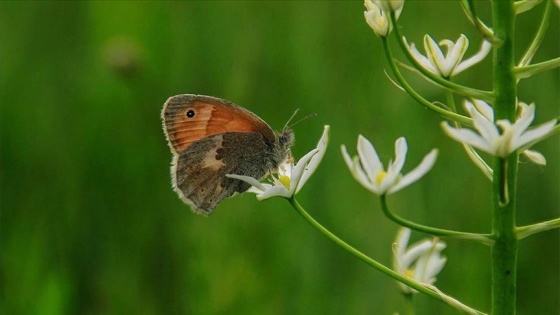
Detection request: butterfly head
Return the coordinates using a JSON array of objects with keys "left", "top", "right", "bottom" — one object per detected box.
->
[
  {"left": 279, "top": 128, "right": 294, "bottom": 150},
  {"left": 271, "top": 128, "right": 295, "bottom": 168}
]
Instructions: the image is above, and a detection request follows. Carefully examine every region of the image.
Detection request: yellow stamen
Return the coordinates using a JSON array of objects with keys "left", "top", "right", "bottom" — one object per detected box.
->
[
  {"left": 376, "top": 171, "right": 387, "bottom": 184},
  {"left": 404, "top": 269, "right": 414, "bottom": 279},
  {"left": 279, "top": 175, "right": 291, "bottom": 189}
]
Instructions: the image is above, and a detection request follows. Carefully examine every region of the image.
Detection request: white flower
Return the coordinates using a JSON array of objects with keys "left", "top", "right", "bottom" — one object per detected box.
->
[
  {"left": 227, "top": 125, "right": 329, "bottom": 200},
  {"left": 393, "top": 228, "right": 447, "bottom": 294},
  {"left": 364, "top": 0, "right": 403, "bottom": 37},
  {"left": 341, "top": 136, "right": 437, "bottom": 195},
  {"left": 442, "top": 100, "right": 557, "bottom": 160},
  {"left": 404, "top": 34, "right": 492, "bottom": 77}
]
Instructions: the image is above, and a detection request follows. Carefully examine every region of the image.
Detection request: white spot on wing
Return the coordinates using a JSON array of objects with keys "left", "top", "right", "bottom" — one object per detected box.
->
[{"left": 202, "top": 137, "right": 225, "bottom": 170}]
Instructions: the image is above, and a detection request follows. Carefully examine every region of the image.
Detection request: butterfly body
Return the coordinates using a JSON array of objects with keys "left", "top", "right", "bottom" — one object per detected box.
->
[{"left": 162, "top": 94, "right": 294, "bottom": 215}]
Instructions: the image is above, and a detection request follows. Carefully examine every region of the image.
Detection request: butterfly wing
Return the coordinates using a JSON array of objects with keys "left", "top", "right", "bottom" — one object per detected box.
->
[
  {"left": 161, "top": 94, "right": 276, "bottom": 154},
  {"left": 172, "top": 132, "right": 275, "bottom": 215}
]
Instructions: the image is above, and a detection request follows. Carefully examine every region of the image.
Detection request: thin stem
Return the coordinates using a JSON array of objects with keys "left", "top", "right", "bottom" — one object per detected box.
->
[
  {"left": 380, "top": 195, "right": 494, "bottom": 245},
  {"left": 381, "top": 37, "right": 473, "bottom": 125},
  {"left": 515, "top": 57, "right": 560, "bottom": 80},
  {"left": 389, "top": 11, "right": 495, "bottom": 103},
  {"left": 516, "top": 218, "right": 560, "bottom": 239},
  {"left": 491, "top": 2, "right": 519, "bottom": 314},
  {"left": 518, "top": 0, "right": 551, "bottom": 67},
  {"left": 404, "top": 293, "right": 415, "bottom": 315},
  {"left": 289, "top": 198, "right": 486, "bottom": 315}
]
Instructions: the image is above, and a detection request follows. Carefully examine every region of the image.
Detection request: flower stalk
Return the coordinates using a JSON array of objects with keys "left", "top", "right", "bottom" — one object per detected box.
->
[
  {"left": 289, "top": 197, "right": 486, "bottom": 315},
  {"left": 380, "top": 195, "right": 494, "bottom": 245},
  {"left": 491, "top": 1, "right": 518, "bottom": 314},
  {"left": 381, "top": 37, "right": 473, "bottom": 125},
  {"left": 518, "top": 0, "right": 551, "bottom": 67},
  {"left": 516, "top": 218, "right": 560, "bottom": 240}
]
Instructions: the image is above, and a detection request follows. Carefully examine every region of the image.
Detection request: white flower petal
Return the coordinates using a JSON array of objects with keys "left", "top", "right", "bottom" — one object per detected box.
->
[
  {"left": 514, "top": 119, "right": 557, "bottom": 151},
  {"left": 379, "top": 171, "right": 399, "bottom": 195},
  {"left": 296, "top": 126, "right": 329, "bottom": 193},
  {"left": 388, "top": 149, "right": 438, "bottom": 194},
  {"left": 358, "top": 134, "right": 384, "bottom": 181},
  {"left": 393, "top": 227, "right": 447, "bottom": 295},
  {"left": 394, "top": 228, "right": 411, "bottom": 262},
  {"left": 341, "top": 145, "right": 354, "bottom": 170},
  {"left": 453, "top": 40, "right": 492, "bottom": 75},
  {"left": 248, "top": 182, "right": 272, "bottom": 193},
  {"left": 442, "top": 122, "right": 495, "bottom": 154},
  {"left": 468, "top": 103, "right": 501, "bottom": 145},
  {"left": 290, "top": 148, "right": 319, "bottom": 193},
  {"left": 513, "top": 103, "right": 536, "bottom": 136},
  {"left": 424, "top": 34, "right": 448, "bottom": 76},
  {"left": 522, "top": 149, "right": 547, "bottom": 165},
  {"left": 400, "top": 240, "right": 434, "bottom": 269},
  {"left": 404, "top": 37, "right": 438, "bottom": 74},
  {"left": 469, "top": 99, "right": 494, "bottom": 121},
  {"left": 426, "top": 253, "right": 447, "bottom": 280},
  {"left": 415, "top": 245, "right": 446, "bottom": 284},
  {"left": 226, "top": 174, "right": 266, "bottom": 191},
  {"left": 353, "top": 157, "right": 379, "bottom": 193},
  {"left": 443, "top": 35, "right": 469, "bottom": 76},
  {"left": 256, "top": 185, "right": 291, "bottom": 200},
  {"left": 391, "top": 137, "right": 408, "bottom": 175}
]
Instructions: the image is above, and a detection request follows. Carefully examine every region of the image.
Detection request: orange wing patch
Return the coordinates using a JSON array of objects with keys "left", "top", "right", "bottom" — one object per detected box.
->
[{"left": 162, "top": 95, "right": 275, "bottom": 153}]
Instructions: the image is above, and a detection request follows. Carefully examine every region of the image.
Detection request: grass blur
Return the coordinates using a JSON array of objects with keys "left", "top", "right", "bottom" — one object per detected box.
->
[{"left": 1, "top": 1, "right": 558, "bottom": 314}]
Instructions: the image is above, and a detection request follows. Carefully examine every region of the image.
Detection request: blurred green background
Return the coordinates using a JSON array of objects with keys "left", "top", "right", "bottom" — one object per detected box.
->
[{"left": 1, "top": 1, "right": 558, "bottom": 314}]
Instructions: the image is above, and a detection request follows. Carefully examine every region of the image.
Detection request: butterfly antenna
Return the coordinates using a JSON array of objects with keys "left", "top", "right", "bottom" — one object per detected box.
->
[
  {"left": 287, "top": 113, "right": 317, "bottom": 129},
  {"left": 283, "top": 108, "right": 300, "bottom": 131}
]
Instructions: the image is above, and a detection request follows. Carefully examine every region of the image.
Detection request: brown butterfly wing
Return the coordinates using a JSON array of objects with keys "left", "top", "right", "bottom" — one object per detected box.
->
[
  {"left": 172, "top": 132, "right": 277, "bottom": 215},
  {"left": 161, "top": 94, "right": 276, "bottom": 154}
]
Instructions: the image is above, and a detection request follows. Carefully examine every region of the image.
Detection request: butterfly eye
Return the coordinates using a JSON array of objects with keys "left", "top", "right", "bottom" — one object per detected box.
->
[{"left": 186, "top": 110, "right": 195, "bottom": 118}]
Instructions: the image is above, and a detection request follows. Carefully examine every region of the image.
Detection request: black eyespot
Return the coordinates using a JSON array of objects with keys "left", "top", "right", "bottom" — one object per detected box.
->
[{"left": 186, "top": 110, "right": 195, "bottom": 118}]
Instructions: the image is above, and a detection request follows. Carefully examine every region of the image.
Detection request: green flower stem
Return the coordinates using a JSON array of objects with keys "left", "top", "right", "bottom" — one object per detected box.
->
[
  {"left": 381, "top": 38, "right": 473, "bottom": 126},
  {"left": 492, "top": 1, "right": 518, "bottom": 314},
  {"left": 389, "top": 11, "right": 495, "bottom": 103},
  {"left": 518, "top": 0, "right": 551, "bottom": 67},
  {"left": 516, "top": 218, "right": 560, "bottom": 239},
  {"left": 380, "top": 195, "right": 494, "bottom": 246},
  {"left": 404, "top": 293, "right": 415, "bottom": 315},
  {"left": 515, "top": 57, "right": 560, "bottom": 80},
  {"left": 289, "top": 198, "right": 486, "bottom": 315}
]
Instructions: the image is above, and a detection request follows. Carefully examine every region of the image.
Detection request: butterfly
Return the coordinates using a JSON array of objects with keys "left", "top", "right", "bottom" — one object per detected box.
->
[{"left": 161, "top": 94, "right": 294, "bottom": 216}]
